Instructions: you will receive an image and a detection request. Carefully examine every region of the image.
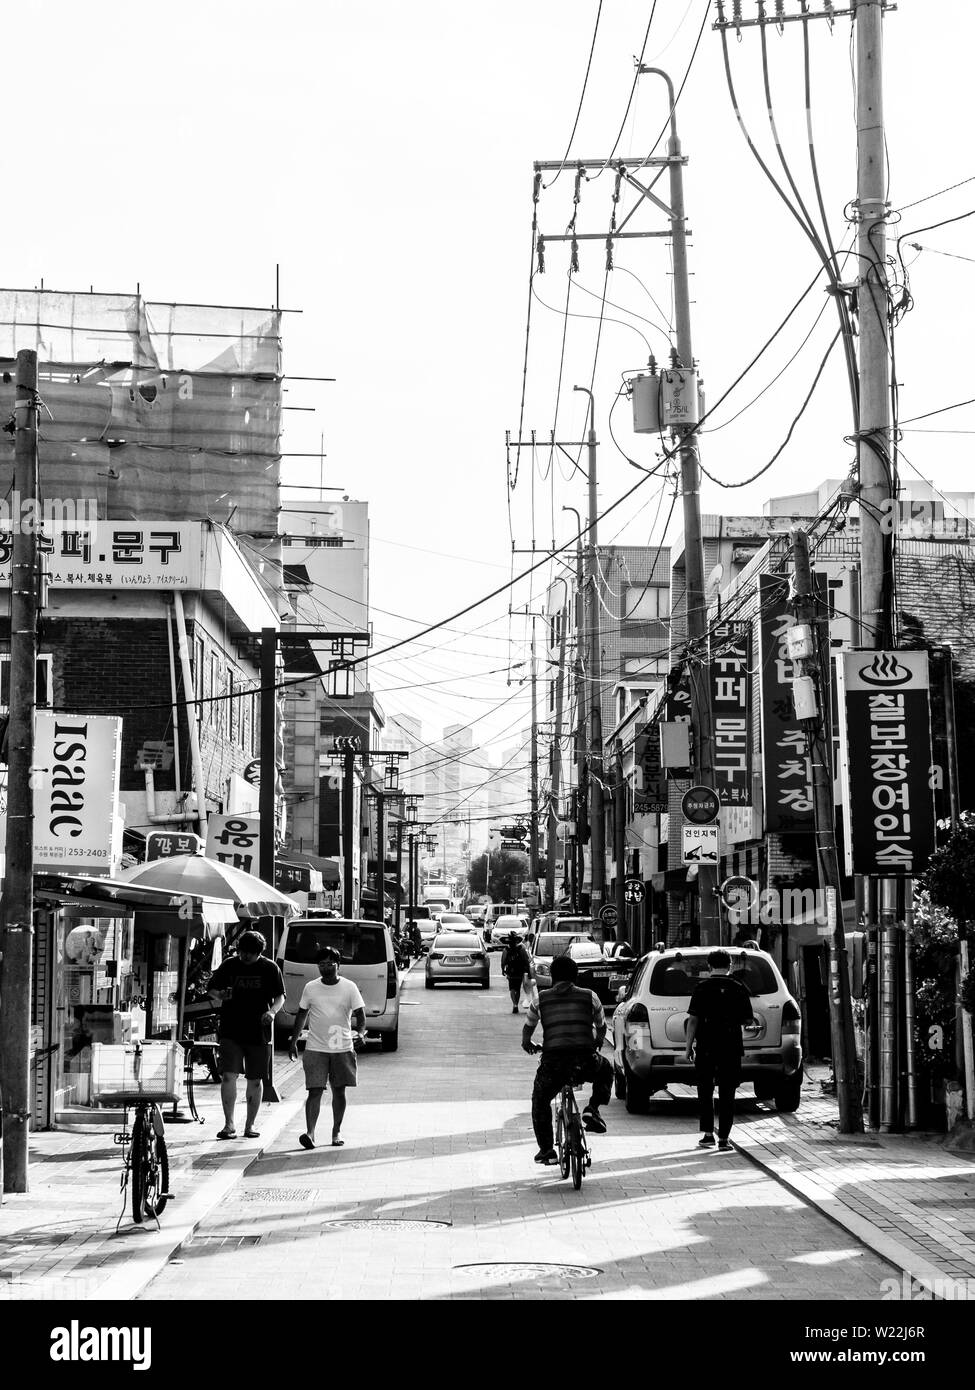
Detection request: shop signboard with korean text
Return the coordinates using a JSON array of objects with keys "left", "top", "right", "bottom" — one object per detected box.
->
[
  {"left": 837, "top": 649, "right": 936, "bottom": 877},
  {"left": 710, "top": 620, "right": 752, "bottom": 806},
  {"left": 32, "top": 713, "right": 122, "bottom": 875},
  {"left": 146, "top": 830, "right": 202, "bottom": 860},
  {"left": 633, "top": 723, "right": 668, "bottom": 814},
  {"left": 0, "top": 522, "right": 199, "bottom": 589},
  {"left": 206, "top": 814, "right": 260, "bottom": 876},
  {"left": 757, "top": 574, "right": 825, "bottom": 834}
]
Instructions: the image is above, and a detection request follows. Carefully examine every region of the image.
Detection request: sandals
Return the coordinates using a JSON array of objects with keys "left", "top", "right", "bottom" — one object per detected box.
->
[
  {"left": 244, "top": 1128, "right": 261, "bottom": 1139},
  {"left": 216, "top": 1126, "right": 237, "bottom": 1140}
]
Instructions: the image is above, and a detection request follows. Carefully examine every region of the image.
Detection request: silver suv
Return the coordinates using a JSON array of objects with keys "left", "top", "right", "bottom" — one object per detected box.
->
[{"left": 611, "top": 946, "right": 803, "bottom": 1114}]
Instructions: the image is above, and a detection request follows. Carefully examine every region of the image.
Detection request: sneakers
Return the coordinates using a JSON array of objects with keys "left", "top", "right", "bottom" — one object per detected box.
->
[
  {"left": 697, "top": 1132, "right": 716, "bottom": 1148},
  {"left": 717, "top": 1138, "right": 733, "bottom": 1152},
  {"left": 582, "top": 1108, "right": 607, "bottom": 1135},
  {"left": 533, "top": 1148, "right": 558, "bottom": 1165}
]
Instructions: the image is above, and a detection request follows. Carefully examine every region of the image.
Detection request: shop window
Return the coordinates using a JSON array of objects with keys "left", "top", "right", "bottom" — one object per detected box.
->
[{"left": 0, "top": 654, "right": 52, "bottom": 709}]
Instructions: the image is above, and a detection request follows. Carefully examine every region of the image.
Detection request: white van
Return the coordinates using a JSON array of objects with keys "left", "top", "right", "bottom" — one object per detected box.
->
[{"left": 275, "top": 917, "right": 401, "bottom": 1052}]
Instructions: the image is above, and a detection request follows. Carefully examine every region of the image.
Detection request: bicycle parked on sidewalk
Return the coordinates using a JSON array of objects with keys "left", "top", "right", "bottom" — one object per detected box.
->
[{"left": 90, "top": 1040, "right": 181, "bottom": 1228}]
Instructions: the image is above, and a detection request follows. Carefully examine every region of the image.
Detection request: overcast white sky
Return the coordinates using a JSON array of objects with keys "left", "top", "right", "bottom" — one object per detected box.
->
[{"left": 10, "top": 1, "right": 974, "bottom": 800}]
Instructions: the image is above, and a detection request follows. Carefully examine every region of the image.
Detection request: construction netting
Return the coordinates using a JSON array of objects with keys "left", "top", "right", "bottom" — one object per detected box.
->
[{"left": 0, "top": 290, "right": 282, "bottom": 532}]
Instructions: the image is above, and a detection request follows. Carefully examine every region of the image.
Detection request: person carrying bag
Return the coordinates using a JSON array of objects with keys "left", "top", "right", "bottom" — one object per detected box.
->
[{"left": 501, "top": 934, "right": 532, "bottom": 1015}]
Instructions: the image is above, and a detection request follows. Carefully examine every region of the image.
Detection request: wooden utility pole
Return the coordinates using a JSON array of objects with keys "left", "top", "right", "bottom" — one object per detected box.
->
[
  {"left": 791, "top": 528, "right": 862, "bottom": 1134},
  {"left": 1, "top": 350, "right": 40, "bottom": 1193}
]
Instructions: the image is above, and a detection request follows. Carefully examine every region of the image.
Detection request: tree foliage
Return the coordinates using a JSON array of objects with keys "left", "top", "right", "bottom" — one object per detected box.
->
[
  {"left": 467, "top": 850, "right": 528, "bottom": 902},
  {"left": 909, "top": 891, "right": 959, "bottom": 1084},
  {"left": 920, "top": 809, "right": 975, "bottom": 933}
]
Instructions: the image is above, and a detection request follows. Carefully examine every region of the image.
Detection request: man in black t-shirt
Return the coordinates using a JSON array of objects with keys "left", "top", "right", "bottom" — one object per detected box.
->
[
  {"left": 684, "top": 949, "right": 753, "bottom": 1152},
  {"left": 208, "top": 929, "right": 286, "bottom": 1140}
]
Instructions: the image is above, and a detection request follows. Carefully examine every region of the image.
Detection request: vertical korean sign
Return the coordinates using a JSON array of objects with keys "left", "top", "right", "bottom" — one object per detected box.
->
[
  {"left": 633, "top": 722, "right": 668, "bottom": 814},
  {"left": 32, "top": 713, "right": 122, "bottom": 875},
  {"left": 710, "top": 620, "right": 752, "bottom": 806},
  {"left": 758, "top": 575, "right": 814, "bottom": 832},
  {"left": 837, "top": 649, "right": 936, "bottom": 877}
]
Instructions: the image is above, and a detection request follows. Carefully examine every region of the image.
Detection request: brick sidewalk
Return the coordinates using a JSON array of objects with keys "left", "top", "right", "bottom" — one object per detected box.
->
[
  {"left": 731, "top": 1080, "right": 975, "bottom": 1300},
  {"left": 0, "top": 1055, "right": 308, "bottom": 1301}
]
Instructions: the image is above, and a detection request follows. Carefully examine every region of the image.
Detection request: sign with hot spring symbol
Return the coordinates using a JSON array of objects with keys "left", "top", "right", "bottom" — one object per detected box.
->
[{"left": 836, "top": 649, "right": 937, "bottom": 877}]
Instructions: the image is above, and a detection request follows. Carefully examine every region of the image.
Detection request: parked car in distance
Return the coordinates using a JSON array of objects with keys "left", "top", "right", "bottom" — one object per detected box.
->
[
  {"left": 276, "top": 918, "right": 400, "bottom": 1052},
  {"left": 529, "top": 930, "right": 598, "bottom": 990},
  {"left": 466, "top": 904, "right": 488, "bottom": 925},
  {"left": 425, "top": 931, "right": 491, "bottom": 989},
  {"left": 566, "top": 939, "right": 638, "bottom": 1008},
  {"left": 611, "top": 945, "right": 803, "bottom": 1115},
  {"left": 486, "top": 913, "right": 528, "bottom": 948}
]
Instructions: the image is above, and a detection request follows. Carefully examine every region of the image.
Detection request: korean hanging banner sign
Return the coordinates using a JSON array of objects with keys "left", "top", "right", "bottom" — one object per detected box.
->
[
  {"left": 710, "top": 620, "right": 752, "bottom": 806},
  {"left": 837, "top": 649, "right": 936, "bottom": 877},
  {"left": 758, "top": 574, "right": 814, "bottom": 833},
  {"left": 633, "top": 723, "right": 668, "bottom": 814}
]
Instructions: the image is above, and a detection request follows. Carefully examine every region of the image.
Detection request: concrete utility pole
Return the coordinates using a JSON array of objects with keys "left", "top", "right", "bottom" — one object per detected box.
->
[
  {"left": 546, "top": 597, "right": 569, "bottom": 910},
  {"left": 0, "top": 349, "right": 39, "bottom": 1193},
  {"left": 529, "top": 617, "right": 540, "bottom": 886},
  {"left": 573, "top": 386, "right": 605, "bottom": 914},
  {"left": 791, "top": 528, "right": 862, "bottom": 1134},
  {"left": 614, "top": 739, "right": 627, "bottom": 939},
  {"left": 855, "top": 0, "right": 893, "bottom": 650},
  {"left": 640, "top": 67, "right": 720, "bottom": 945}
]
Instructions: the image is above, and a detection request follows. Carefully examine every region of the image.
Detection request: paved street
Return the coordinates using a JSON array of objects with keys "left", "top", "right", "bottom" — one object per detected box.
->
[{"left": 139, "top": 958, "right": 894, "bottom": 1301}]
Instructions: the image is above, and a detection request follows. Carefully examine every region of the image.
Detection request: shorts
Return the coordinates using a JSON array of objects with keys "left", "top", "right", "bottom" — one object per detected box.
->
[
  {"left": 302, "top": 1049, "right": 357, "bottom": 1090},
  {"left": 219, "top": 1038, "right": 269, "bottom": 1081}
]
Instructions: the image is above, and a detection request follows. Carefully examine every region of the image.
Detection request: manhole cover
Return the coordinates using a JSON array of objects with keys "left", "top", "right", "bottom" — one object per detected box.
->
[
  {"left": 453, "top": 1262, "right": 601, "bottom": 1281},
  {"left": 242, "top": 1189, "right": 320, "bottom": 1203},
  {"left": 319, "top": 1218, "right": 450, "bottom": 1231}
]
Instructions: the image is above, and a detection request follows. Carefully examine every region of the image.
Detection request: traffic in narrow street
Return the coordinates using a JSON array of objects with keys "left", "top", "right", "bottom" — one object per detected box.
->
[{"left": 139, "top": 956, "right": 891, "bottom": 1301}]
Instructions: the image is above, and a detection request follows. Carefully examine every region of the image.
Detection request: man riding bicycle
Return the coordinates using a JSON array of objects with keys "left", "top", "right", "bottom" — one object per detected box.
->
[{"left": 522, "top": 953, "right": 613, "bottom": 1165}]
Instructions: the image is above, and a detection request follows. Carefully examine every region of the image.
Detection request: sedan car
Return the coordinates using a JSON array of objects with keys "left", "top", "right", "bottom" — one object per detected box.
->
[
  {"left": 567, "top": 940, "right": 638, "bottom": 1008},
  {"left": 488, "top": 914, "right": 528, "bottom": 949},
  {"left": 611, "top": 945, "right": 803, "bottom": 1115},
  {"left": 425, "top": 931, "right": 491, "bottom": 989},
  {"left": 434, "top": 912, "right": 475, "bottom": 932},
  {"left": 529, "top": 930, "right": 596, "bottom": 990}
]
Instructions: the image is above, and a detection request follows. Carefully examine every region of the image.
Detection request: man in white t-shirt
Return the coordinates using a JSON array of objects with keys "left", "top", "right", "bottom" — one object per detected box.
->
[{"left": 288, "top": 947, "right": 366, "bottom": 1149}]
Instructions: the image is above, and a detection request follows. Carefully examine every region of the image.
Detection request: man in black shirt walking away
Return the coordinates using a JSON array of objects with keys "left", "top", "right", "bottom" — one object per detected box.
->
[
  {"left": 684, "top": 949, "right": 753, "bottom": 1152},
  {"left": 208, "top": 930, "right": 286, "bottom": 1140}
]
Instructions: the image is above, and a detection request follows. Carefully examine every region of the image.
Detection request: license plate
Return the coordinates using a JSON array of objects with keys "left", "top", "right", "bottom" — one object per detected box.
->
[
  {"left": 609, "top": 975, "right": 628, "bottom": 987},
  {"left": 445, "top": 955, "right": 471, "bottom": 964},
  {"left": 591, "top": 971, "right": 611, "bottom": 979},
  {"left": 197, "top": 1034, "right": 218, "bottom": 1044}
]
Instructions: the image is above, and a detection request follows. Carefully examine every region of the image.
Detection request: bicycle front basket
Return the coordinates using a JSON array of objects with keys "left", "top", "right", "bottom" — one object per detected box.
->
[{"left": 90, "top": 1042, "right": 185, "bottom": 1106}]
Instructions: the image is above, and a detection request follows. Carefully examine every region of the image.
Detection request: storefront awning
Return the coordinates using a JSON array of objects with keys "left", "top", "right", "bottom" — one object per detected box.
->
[{"left": 34, "top": 871, "right": 238, "bottom": 937}]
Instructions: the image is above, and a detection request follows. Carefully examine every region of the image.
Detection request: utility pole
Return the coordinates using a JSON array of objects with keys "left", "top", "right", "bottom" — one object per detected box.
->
[
  {"left": 640, "top": 68, "right": 720, "bottom": 944},
  {"left": 0, "top": 349, "right": 39, "bottom": 1193},
  {"left": 614, "top": 738, "right": 627, "bottom": 940},
  {"left": 573, "top": 386, "right": 606, "bottom": 914},
  {"left": 546, "top": 596, "right": 569, "bottom": 910},
  {"left": 340, "top": 738, "right": 357, "bottom": 918},
  {"left": 529, "top": 617, "right": 540, "bottom": 888},
  {"left": 855, "top": 0, "right": 894, "bottom": 650},
  {"left": 791, "top": 528, "right": 862, "bottom": 1134}
]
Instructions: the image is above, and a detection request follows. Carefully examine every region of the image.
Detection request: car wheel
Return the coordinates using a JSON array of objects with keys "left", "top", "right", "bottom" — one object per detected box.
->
[
  {"left": 753, "top": 1079, "right": 776, "bottom": 1102},
  {"left": 623, "top": 1059, "right": 651, "bottom": 1114},
  {"left": 613, "top": 1063, "right": 626, "bottom": 1101},
  {"left": 425, "top": 979, "right": 434, "bottom": 990},
  {"left": 380, "top": 1027, "right": 399, "bottom": 1053},
  {"left": 774, "top": 1075, "right": 802, "bottom": 1113}
]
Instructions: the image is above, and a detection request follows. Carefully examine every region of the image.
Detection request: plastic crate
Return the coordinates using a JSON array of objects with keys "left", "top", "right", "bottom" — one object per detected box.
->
[{"left": 90, "top": 1042, "right": 185, "bottom": 1106}]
